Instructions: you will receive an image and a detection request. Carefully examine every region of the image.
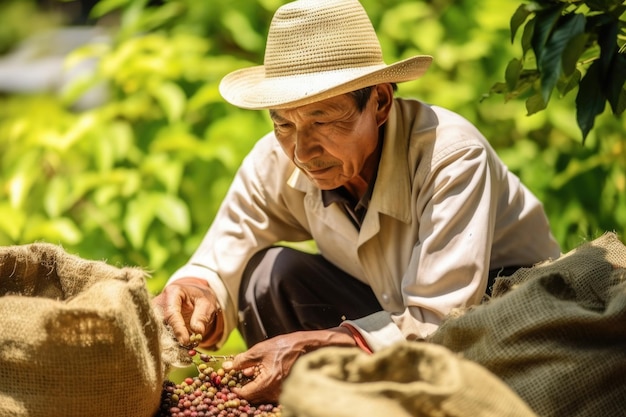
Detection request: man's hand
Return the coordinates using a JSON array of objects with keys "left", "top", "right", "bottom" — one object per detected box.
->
[
  {"left": 223, "top": 327, "right": 357, "bottom": 404},
  {"left": 152, "top": 277, "right": 224, "bottom": 348}
]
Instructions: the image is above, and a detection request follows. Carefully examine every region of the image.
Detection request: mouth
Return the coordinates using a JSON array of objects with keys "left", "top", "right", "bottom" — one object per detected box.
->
[
  {"left": 303, "top": 165, "right": 337, "bottom": 179},
  {"left": 296, "top": 160, "right": 339, "bottom": 178}
]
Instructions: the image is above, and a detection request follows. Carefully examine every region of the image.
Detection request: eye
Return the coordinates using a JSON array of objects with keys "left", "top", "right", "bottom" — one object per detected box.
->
[{"left": 274, "top": 122, "right": 293, "bottom": 130}]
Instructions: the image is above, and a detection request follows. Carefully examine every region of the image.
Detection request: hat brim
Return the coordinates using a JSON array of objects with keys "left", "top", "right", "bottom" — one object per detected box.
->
[{"left": 219, "top": 55, "right": 433, "bottom": 110}]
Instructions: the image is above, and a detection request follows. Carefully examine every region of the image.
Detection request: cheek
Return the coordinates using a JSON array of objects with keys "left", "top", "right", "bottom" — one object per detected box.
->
[{"left": 275, "top": 135, "right": 295, "bottom": 158}]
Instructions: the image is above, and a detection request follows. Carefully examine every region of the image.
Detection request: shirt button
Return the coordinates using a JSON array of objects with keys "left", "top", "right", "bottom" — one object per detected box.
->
[{"left": 381, "top": 293, "right": 390, "bottom": 303}]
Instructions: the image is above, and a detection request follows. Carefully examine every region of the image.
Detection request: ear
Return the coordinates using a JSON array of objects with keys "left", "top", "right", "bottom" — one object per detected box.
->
[{"left": 373, "top": 83, "right": 394, "bottom": 127}]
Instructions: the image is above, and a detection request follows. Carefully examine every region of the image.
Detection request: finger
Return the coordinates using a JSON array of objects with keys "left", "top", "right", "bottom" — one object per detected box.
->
[
  {"left": 229, "top": 351, "right": 261, "bottom": 371},
  {"left": 231, "top": 376, "right": 264, "bottom": 403},
  {"left": 189, "top": 296, "right": 213, "bottom": 336},
  {"left": 235, "top": 370, "right": 279, "bottom": 404},
  {"left": 163, "top": 291, "right": 192, "bottom": 345}
]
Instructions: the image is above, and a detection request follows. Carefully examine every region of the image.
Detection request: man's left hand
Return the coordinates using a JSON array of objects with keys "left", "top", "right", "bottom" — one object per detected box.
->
[{"left": 222, "top": 327, "right": 357, "bottom": 404}]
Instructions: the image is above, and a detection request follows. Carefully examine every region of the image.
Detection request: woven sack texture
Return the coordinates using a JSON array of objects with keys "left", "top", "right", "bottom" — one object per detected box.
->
[
  {"left": 280, "top": 342, "right": 537, "bottom": 417},
  {"left": 429, "top": 232, "right": 626, "bottom": 417},
  {"left": 0, "top": 243, "right": 164, "bottom": 417}
]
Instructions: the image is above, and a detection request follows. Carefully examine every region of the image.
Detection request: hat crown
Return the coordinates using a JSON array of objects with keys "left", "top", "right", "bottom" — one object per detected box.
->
[{"left": 264, "top": 0, "right": 384, "bottom": 78}]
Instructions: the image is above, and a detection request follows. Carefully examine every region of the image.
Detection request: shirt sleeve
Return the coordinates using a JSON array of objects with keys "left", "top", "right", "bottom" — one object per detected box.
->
[{"left": 166, "top": 134, "right": 312, "bottom": 347}]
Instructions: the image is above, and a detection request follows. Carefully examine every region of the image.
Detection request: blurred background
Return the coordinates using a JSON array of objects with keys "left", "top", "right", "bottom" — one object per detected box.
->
[{"left": 1, "top": 0, "right": 624, "bottom": 297}]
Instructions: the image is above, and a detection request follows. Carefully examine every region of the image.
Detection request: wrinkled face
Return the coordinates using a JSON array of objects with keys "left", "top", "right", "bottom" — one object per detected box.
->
[{"left": 270, "top": 85, "right": 392, "bottom": 191}]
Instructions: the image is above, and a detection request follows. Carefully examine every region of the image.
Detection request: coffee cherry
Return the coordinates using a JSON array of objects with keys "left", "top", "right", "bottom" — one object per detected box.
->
[{"left": 155, "top": 341, "right": 280, "bottom": 417}]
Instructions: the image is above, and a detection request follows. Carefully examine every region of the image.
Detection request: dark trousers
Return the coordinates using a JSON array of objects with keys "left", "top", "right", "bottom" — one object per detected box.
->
[{"left": 238, "top": 246, "right": 520, "bottom": 347}]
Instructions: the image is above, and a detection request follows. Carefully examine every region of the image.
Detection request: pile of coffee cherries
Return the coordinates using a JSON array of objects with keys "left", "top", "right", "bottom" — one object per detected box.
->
[{"left": 156, "top": 334, "right": 281, "bottom": 417}]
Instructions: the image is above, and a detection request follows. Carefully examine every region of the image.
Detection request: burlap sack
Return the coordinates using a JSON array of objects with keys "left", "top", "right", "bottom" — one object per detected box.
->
[
  {"left": 429, "top": 232, "right": 626, "bottom": 417},
  {"left": 280, "top": 342, "right": 537, "bottom": 417},
  {"left": 0, "top": 243, "right": 164, "bottom": 417}
]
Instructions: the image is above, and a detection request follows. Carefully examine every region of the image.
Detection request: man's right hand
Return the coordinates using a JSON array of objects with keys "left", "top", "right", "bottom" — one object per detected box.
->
[{"left": 152, "top": 277, "right": 224, "bottom": 348}]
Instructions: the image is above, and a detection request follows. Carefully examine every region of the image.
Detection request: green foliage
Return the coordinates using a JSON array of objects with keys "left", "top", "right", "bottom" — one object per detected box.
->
[
  {"left": 488, "top": 0, "right": 626, "bottom": 141},
  {"left": 0, "top": 0, "right": 64, "bottom": 54},
  {"left": 0, "top": 0, "right": 269, "bottom": 294},
  {"left": 0, "top": 0, "right": 625, "bottom": 301}
]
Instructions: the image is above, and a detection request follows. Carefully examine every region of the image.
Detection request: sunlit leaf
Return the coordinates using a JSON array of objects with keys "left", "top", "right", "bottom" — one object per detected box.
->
[
  {"left": 22, "top": 217, "right": 83, "bottom": 245},
  {"left": 90, "top": 0, "right": 132, "bottom": 19},
  {"left": 135, "top": 2, "right": 185, "bottom": 33},
  {"left": 124, "top": 194, "right": 156, "bottom": 249},
  {"left": 7, "top": 150, "right": 40, "bottom": 209},
  {"left": 155, "top": 194, "right": 190, "bottom": 234},
  {"left": 222, "top": 9, "right": 265, "bottom": 52},
  {"left": 44, "top": 177, "right": 71, "bottom": 217},
  {"left": 152, "top": 82, "right": 186, "bottom": 123},
  {"left": 0, "top": 203, "right": 25, "bottom": 241},
  {"left": 65, "top": 42, "right": 111, "bottom": 70}
]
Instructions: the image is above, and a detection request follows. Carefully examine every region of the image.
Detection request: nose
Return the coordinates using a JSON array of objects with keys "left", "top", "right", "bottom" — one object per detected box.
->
[{"left": 293, "top": 126, "right": 321, "bottom": 164}]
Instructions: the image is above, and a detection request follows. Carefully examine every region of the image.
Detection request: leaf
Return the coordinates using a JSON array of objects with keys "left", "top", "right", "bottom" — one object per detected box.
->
[
  {"left": 521, "top": 16, "right": 536, "bottom": 58},
  {"left": 526, "top": 92, "right": 547, "bottom": 115},
  {"left": 556, "top": 69, "right": 582, "bottom": 97},
  {"left": 222, "top": 10, "right": 265, "bottom": 53},
  {"left": 124, "top": 194, "right": 156, "bottom": 249},
  {"left": 575, "top": 60, "right": 606, "bottom": 142},
  {"left": 44, "top": 177, "right": 71, "bottom": 218},
  {"left": 596, "top": 20, "right": 619, "bottom": 74},
  {"left": 606, "top": 53, "right": 626, "bottom": 115},
  {"left": 510, "top": 4, "right": 532, "bottom": 43},
  {"left": 505, "top": 58, "right": 523, "bottom": 91},
  {"left": 538, "top": 13, "right": 586, "bottom": 105},
  {"left": 561, "top": 32, "right": 589, "bottom": 76},
  {"left": 90, "top": 0, "right": 132, "bottom": 19},
  {"left": 152, "top": 82, "right": 187, "bottom": 123},
  {"left": 0, "top": 203, "right": 25, "bottom": 241},
  {"left": 530, "top": 5, "right": 563, "bottom": 64},
  {"left": 154, "top": 194, "right": 190, "bottom": 234}
]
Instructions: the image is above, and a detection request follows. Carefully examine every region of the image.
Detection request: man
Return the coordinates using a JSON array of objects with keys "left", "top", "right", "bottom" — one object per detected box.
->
[{"left": 153, "top": 0, "right": 561, "bottom": 404}]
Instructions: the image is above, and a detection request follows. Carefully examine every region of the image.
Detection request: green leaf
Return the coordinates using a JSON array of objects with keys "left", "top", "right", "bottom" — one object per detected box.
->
[
  {"left": 90, "top": 0, "right": 133, "bottom": 19},
  {"left": 561, "top": 32, "right": 589, "bottom": 76},
  {"left": 44, "top": 177, "right": 71, "bottom": 218},
  {"left": 510, "top": 4, "right": 532, "bottom": 43},
  {"left": 521, "top": 16, "right": 536, "bottom": 58},
  {"left": 613, "top": 87, "right": 626, "bottom": 116},
  {"left": 22, "top": 217, "right": 83, "bottom": 245},
  {"left": 152, "top": 82, "right": 187, "bottom": 123},
  {"left": 155, "top": 194, "right": 190, "bottom": 234},
  {"left": 505, "top": 58, "right": 523, "bottom": 91},
  {"left": 134, "top": 2, "right": 185, "bottom": 33},
  {"left": 575, "top": 60, "right": 606, "bottom": 142},
  {"left": 222, "top": 10, "right": 265, "bottom": 53},
  {"left": 526, "top": 91, "right": 547, "bottom": 115},
  {"left": 596, "top": 20, "right": 619, "bottom": 74},
  {"left": 124, "top": 194, "right": 156, "bottom": 249},
  {"left": 0, "top": 203, "right": 25, "bottom": 241},
  {"left": 530, "top": 5, "right": 563, "bottom": 64},
  {"left": 556, "top": 69, "right": 581, "bottom": 97},
  {"left": 607, "top": 55, "right": 626, "bottom": 114},
  {"left": 538, "top": 13, "right": 586, "bottom": 105}
]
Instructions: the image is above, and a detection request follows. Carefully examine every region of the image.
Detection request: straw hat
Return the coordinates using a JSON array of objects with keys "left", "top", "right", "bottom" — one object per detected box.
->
[{"left": 219, "top": 0, "right": 433, "bottom": 110}]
